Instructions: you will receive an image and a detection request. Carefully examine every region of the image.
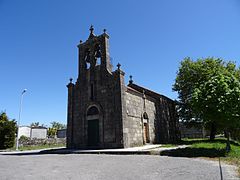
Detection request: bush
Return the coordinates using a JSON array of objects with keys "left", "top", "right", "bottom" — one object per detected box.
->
[
  {"left": 19, "top": 135, "right": 30, "bottom": 146},
  {"left": 0, "top": 112, "right": 17, "bottom": 149}
]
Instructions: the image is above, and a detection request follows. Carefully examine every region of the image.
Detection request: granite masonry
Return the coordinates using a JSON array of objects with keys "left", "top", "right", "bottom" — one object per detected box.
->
[{"left": 66, "top": 26, "right": 180, "bottom": 149}]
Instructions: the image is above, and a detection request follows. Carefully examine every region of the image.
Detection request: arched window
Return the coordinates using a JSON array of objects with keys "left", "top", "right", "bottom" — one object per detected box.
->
[
  {"left": 143, "top": 112, "right": 148, "bottom": 119},
  {"left": 87, "top": 106, "right": 99, "bottom": 116},
  {"left": 84, "top": 49, "right": 91, "bottom": 69}
]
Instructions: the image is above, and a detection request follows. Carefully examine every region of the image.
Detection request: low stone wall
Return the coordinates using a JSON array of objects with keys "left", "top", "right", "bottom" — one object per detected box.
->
[{"left": 19, "top": 138, "right": 66, "bottom": 147}]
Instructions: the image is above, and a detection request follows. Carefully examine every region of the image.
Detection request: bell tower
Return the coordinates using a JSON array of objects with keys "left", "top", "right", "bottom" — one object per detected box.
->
[{"left": 77, "top": 25, "right": 112, "bottom": 83}]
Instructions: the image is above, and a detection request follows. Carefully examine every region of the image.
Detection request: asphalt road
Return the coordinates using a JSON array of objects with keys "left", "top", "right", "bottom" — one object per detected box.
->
[{"left": 0, "top": 154, "right": 238, "bottom": 180}]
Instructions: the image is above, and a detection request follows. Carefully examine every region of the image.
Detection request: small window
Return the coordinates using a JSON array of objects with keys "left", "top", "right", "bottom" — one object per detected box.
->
[{"left": 90, "top": 84, "right": 94, "bottom": 100}]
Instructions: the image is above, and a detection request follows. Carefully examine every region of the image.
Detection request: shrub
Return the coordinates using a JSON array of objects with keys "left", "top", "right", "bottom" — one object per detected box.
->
[{"left": 0, "top": 112, "right": 17, "bottom": 149}]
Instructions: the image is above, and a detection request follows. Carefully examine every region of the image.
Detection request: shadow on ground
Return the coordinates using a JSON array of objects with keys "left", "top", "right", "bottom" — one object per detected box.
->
[
  {"left": 160, "top": 147, "right": 226, "bottom": 158},
  {"left": 178, "top": 139, "right": 240, "bottom": 146},
  {"left": 0, "top": 148, "right": 71, "bottom": 156}
]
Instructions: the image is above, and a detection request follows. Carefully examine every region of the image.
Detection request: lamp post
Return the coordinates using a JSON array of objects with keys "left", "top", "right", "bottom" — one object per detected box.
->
[{"left": 16, "top": 89, "right": 27, "bottom": 151}]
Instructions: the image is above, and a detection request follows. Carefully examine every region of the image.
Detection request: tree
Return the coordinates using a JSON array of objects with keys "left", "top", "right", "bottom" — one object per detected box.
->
[
  {"left": 0, "top": 112, "right": 17, "bottom": 149},
  {"left": 30, "top": 122, "right": 47, "bottom": 127},
  {"left": 48, "top": 121, "right": 66, "bottom": 138},
  {"left": 30, "top": 122, "right": 40, "bottom": 127},
  {"left": 50, "top": 121, "right": 66, "bottom": 129},
  {"left": 192, "top": 72, "right": 240, "bottom": 151},
  {"left": 173, "top": 57, "right": 240, "bottom": 141}
]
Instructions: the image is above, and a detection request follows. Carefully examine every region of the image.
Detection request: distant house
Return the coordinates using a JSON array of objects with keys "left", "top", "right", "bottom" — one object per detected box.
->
[
  {"left": 31, "top": 126, "right": 47, "bottom": 139},
  {"left": 57, "top": 129, "right": 66, "bottom": 138},
  {"left": 19, "top": 126, "right": 47, "bottom": 139},
  {"left": 19, "top": 126, "right": 31, "bottom": 138}
]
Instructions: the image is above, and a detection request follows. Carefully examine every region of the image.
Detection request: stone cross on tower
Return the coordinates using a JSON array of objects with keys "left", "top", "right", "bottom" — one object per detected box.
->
[{"left": 88, "top": 25, "right": 95, "bottom": 39}]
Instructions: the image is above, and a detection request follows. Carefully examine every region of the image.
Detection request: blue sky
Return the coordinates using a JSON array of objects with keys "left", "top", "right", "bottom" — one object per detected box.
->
[{"left": 0, "top": 0, "right": 240, "bottom": 126}]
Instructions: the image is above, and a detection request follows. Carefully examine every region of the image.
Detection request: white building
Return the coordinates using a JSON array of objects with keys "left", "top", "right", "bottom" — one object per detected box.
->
[
  {"left": 18, "top": 126, "right": 31, "bottom": 138},
  {"left": 31, "top": 127, "right": 47, "bottom": 139},
  {"left": 19, "top": 126, "right": 47, "bottom": 139}
]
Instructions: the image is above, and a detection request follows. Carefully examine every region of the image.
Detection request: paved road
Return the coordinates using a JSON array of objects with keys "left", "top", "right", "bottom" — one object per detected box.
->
[{"left": 0, "top": 154, "right": 238, "bottom": 180}]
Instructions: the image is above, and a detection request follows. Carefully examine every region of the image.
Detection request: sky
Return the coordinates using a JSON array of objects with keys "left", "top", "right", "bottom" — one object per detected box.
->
[{"left": 0, "top": 0, "right": 240, "bottom": 126}]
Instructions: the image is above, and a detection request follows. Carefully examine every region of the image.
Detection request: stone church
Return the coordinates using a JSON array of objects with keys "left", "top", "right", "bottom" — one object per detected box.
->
[{"left": 66, "top": 26, "right": 180, "bottom": 149}]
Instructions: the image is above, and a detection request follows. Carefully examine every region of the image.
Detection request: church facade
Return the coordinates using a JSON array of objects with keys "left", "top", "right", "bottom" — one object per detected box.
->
[{"left": 66, "top": 26, "right": 180, "bottom": 149}]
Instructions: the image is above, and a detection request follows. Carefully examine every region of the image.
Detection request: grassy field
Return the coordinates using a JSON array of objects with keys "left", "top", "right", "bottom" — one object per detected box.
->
[{"left": 160, "top": 138, "right": 240, "bottom": 175}]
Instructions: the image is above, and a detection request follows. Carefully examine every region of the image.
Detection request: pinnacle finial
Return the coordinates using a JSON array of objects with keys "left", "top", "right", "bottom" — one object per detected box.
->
[
  {"left": 129, "top": 75, "right": 133, "bottom": 84},
  {"left": 69, "top": 78, "right": 73, "bottom": 83},
  {"left": 117, "top": 63, "right": 121, "bottom": 70},
  {"left": 103, "top": 29, "right": 107, "bottom": 33}
]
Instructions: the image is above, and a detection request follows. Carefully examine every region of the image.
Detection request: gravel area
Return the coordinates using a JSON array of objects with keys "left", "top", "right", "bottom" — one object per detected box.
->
[{"left": 0, "top": 154, "right": 238, "bottom": 180}]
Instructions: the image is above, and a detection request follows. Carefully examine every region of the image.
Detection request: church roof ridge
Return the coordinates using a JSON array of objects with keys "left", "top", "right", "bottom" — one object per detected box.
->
[{"left": 127, "top": 83, "right": 174, "bottom": 102}]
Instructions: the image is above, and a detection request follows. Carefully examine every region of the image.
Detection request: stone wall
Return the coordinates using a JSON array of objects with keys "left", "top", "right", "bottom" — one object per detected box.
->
[
  {"left": 124, "top": 89, "right": 156, "bottom": 147},
  {"left": 68, "top": 68, "right": 124, "bottom": 149},
  {"left": 19, "top": 138, "right": 66, "bottom": 147},
  {"left": 127, "top": 83, "right": 181, "bottom": 144},
  {"left": 156, "top": 96, "right": 180, "bottom": 143}
]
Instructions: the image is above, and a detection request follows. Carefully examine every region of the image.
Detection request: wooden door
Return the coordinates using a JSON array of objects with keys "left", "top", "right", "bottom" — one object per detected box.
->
[
  {"left": 144, "top": 123, "right": 150, "bottom": 143},
  {"left": 88, "top": 119, "right": 99, "bottom": 146}
]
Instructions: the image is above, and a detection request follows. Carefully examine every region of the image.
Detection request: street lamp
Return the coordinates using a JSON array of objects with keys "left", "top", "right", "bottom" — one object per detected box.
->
[{"left": 16, "top": 89, "right": 27, "bottom": 151}]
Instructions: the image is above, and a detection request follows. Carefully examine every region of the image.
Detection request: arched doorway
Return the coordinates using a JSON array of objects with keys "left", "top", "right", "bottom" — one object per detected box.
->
[
  {"left": 87, "top": 106, "right": 100, "bottom": 146},
  {"left": 143, "top": 112, "right": 150, "bottom": 144}
]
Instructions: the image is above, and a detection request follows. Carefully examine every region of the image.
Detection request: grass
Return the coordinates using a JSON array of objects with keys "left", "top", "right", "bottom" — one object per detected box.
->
[{"left": 160, "top": 138, "right": 240, "bottom": 175}]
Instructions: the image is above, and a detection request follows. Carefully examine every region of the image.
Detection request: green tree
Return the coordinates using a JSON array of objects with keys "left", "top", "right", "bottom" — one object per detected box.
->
[
  {"left": 173, "top": 57, "right": 240, "bottom": 140},
  {"left": 30, "top": 122, "right": 46, "bottom": 127},
  {"left": 30, "top": 122, "right": 40, "bottom": 127},
  {"left": 192, "top": 73, "right": 240, "bottom": 151},
  {"left": 48, "top": 121, "right": 66, "bottom": 138},
  {"left": 50, "top": 121, "right": 66, "bottom": 129},
  {"left": 0, "top": 112, "right": 17, "bottom": 149}
]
